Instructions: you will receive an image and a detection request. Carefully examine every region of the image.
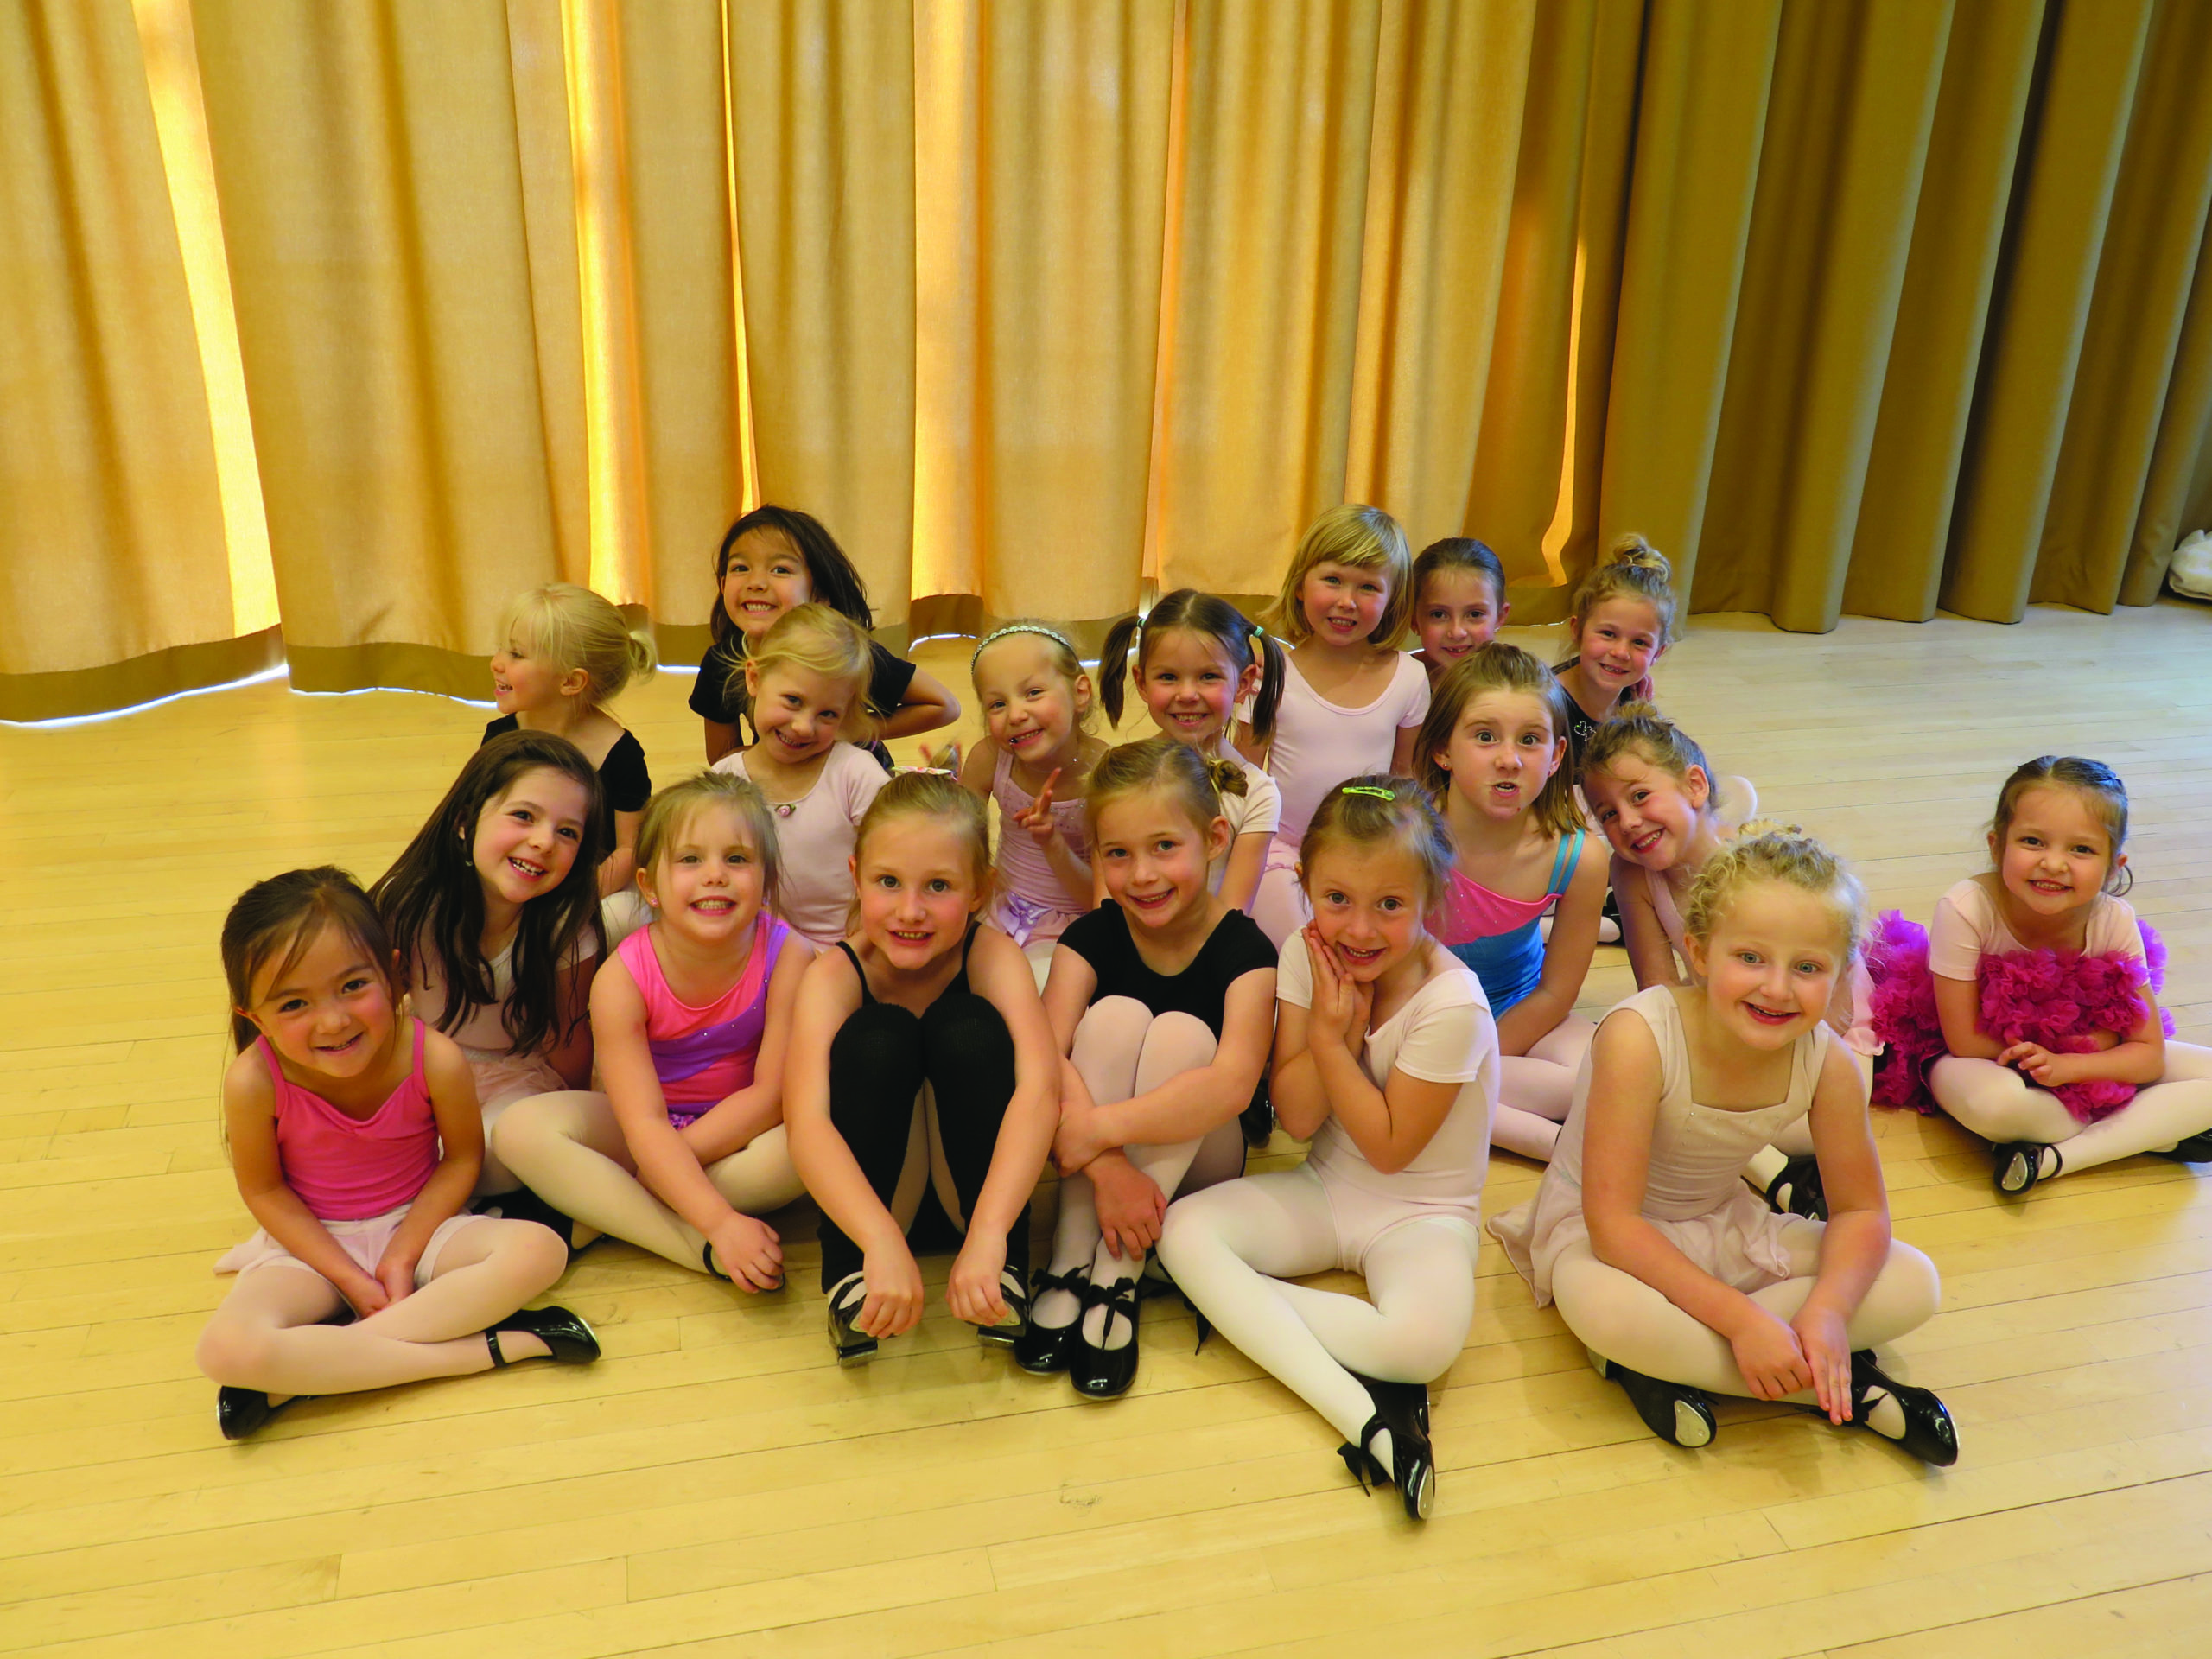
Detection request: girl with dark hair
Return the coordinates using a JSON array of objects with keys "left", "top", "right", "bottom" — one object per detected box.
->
[
  {"left": 370, "top": 730, "right": 607, "bottom": 1194},
  {"left": 197, "top": 868, "right": 595, "bottom": 1441},
  {"left": 694, "top": 505, "right": 959, "bottom": 766}
]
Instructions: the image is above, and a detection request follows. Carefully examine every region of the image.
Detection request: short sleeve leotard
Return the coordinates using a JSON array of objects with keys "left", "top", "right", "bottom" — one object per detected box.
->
[
  {"left": 1274, "top": 937, "right": 1498, "bottom": 1216},
  {"left": 710, "top": 743, "right": 888, "bottom": 945},
  {"left": 988, "top": 749, "right": 1094, "bottom": 949},
  {"left": 691, "top": 636, "right": 916, "bottom": 771},
  {"left": 480, "top": 713, "right": 650, "bottom": 855},
  {"left": 1429, "top": 828, "right": 1585, "bottom": 1016},
  {"left": 615, "top": 916, "right": 790, "bottom": 1128},
  {"left": 1055, "top": 901, "right": 1276, "bottom": 1036},
  {"left": 409, "top": 929, "right": 599, "bottom": 1111},
  {"left": 1208, "top": 745, "right": 1281, "bottom": 896},
  {"left": 1265, "top": 652, "right": 1432, "bottom": 847},
  {"left": 1927, "top": 876, "right": 2144, "bottom": 981}
]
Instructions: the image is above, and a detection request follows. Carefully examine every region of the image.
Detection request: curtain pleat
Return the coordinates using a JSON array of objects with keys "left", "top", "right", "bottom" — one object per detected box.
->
[
  {"left": 1147, "top": 0, "right": 1383, "bottom": 600},
  {"left": 0, "top": 0, "right": 245, "bottom": 718},
  {"left": 1942, "top": 0, "right": 2156, "bottom": 622},
  {"left": 13, "top": 0, "right": 2212, "bottom": 720},
  {"left": 1696, "top": 0, "right": 1954, "bottom": 632},
  {"left": 724, "top": 0, "right": 918, "bottom": 632},
  {"left": 909, "top": 0, "right": 1173, "bottom": 632},
  {"left": 192, "top": 0, "right": 564, "bottom": 695}
]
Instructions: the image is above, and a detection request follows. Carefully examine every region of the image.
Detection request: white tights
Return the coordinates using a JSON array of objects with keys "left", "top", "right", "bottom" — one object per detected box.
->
[
  {"left": 491, "top": 1090, "right": 804, "bottom": 1269},
  {"left": 1930, "top": 1040, "right": 2212, "bottom": 1179},
  {"left": 1036, "top": 1001, "right": 1245, "bottom": 1348},
  {"left": 195, "top": 1218, "right": 566, "bottom": 1396},
  {"left": 1157, "top": 1166, "right": 1479, "bottom": 1451},
  {"left": 1491, "top": 1014, "right": 1598, "bottom": 1161},
  {"left": 1549, "top": 1217, "right": 1938, "bottom": 1402}
]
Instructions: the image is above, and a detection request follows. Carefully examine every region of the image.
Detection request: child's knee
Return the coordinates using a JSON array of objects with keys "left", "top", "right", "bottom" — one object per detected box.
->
[
  {"left": 499, "top": 1219, "right": 569, "bottom": 1289},
  {"left": 924, "top": 994, "right": 1014, "bottom": 1075},
  {"left": 196, "top": 1314, "right": 276, "bottom": 1385},
  {"left": 1883, "top": 1241, "right": 1942, "bottom": 1325}
]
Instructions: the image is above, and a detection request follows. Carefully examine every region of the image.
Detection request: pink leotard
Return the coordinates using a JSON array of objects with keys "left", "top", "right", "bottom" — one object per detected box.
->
[
  {"left": 259, "top": 1020, "right": 437, "bottom": 1220},
  {"left": 616, "top": 916, "right": 789, "bottom": 1127},
  {"left": 1266, "top": 651, "right": 1431, "bottom": 845},
  {"left": 988, "top": 748, "right": 1092, "bottom": 948}
]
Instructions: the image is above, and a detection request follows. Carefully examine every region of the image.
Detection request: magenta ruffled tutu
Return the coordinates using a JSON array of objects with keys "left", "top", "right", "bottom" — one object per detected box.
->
[{"left": 1865, "top": 911, "right": 2173, "bottom": 1124}]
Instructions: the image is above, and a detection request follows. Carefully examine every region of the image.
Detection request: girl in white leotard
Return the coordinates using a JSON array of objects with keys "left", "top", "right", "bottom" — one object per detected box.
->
[
  {"left": 1491, "top": 830, "right": 1956, "bottom": 1465},
  {"left": 1580, "top": 705, "right": 1866, "bottom": 1219},
  {"left": 1159, "top": 776, "right": 1496, "bottom": 1522},
  {"left": 1236, "top": 505, "right": 1430, "bottom": 947}
]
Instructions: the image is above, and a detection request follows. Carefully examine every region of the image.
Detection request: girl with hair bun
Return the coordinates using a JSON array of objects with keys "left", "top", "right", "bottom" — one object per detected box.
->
[
  {"left": 1492, "top": 830, "right": 1955, "bottom": 1466},
  {"left": 1554, "top": 535, "right": 1677, "bottom": 777}
]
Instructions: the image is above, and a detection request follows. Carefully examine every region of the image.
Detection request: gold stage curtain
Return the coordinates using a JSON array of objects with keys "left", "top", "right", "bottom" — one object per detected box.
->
[
  {"left": 10, "top": 0, "right": 2212, "bottom": 719},
  {"left": 0, "top": 0, "right": 258, "bottom": 721}
]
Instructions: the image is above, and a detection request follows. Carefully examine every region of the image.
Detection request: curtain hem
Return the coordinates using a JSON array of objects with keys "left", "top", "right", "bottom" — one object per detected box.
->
[{"left": 0, "top": 629, "right": 282, "bottom": 723}]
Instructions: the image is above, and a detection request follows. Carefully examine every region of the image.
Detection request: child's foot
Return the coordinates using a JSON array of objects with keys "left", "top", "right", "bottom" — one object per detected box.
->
[
  {"left": 485, "top": 1306, "right": 600, "bottom": 1367},
  {"left": 216, "top": 1387, "right": 302, "bottom": 1441},
  {"left": 1992, "top": 1141, "right": 2062, "bottom": 1195},
  {"left": 2152, "top": 1132, "right": 2212, "bottom": 1164},
  {"left": 1014, "top": 1267, "right": 1086, "bottom": 1374},
  {"left": 1069, "top": 1276, "right": 1140, "bottom": 1400},
  {"left": 1760, "top": 1154, "right": 1827, "bottom": 1220},
  {"left": 825, "top": 1273, "right": 876, "bottom": 1364},
  {"left": 1591, "top": 1350, "right": 1714, "bottom": 1448},
  {"left": 1844, "top": 1350, "right": 1957, "bottom": 1465}
]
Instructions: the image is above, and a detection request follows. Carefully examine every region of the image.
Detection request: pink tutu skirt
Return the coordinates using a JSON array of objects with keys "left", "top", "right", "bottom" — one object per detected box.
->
[{"left": 1491, "top": 1178, "right": 1796, "bottom": 1308}]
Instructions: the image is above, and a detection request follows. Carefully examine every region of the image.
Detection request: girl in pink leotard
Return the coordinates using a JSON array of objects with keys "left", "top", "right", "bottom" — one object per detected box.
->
[
  {"left": 1237, "top": 505, "right": 1430, "bottom": 947},
  {"left": 493, "top": 772, "right": 814, "bottom": 1290}
]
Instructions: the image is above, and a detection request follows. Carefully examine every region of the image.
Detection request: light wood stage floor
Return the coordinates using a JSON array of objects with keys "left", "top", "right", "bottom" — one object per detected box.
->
[{"left": 4, "top": 601, "right": 2210, "bottom": 1657}]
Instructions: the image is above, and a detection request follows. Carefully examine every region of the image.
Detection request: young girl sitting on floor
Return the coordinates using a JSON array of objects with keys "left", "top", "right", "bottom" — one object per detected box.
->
[
  {"left": 1491, "top": 830, "right": 1955, "bottom": 1464},
  {"left": 1239, "top": 505, "right": 1430, "bottom": 946},
  {"left": 486, "top": 582, "right": 654, "bottom": 895},
  {"left": 1418, "top": 645, "right": 1606, "bottom": 1161},
  {"left": 1553, "top": 536, "right": 1675, "bottom": 776},
  {"left": 1159, "top": 778, "right": 1497, "bottom": 1522},
  {"left": 709, "top": 604, "right": 888, "bottom": 947},
  {"left": 1020, "top": 739, "right": 1278, "bottom": 1398},
  {"left": 492, "top": 772, "right": 812, "bottom": 1287},
  {"left": 1410, "top": 537, "right": 1508, "bottom": 685},
  {"left": 694, "top": 505, "right": 958, "bottom": 766},
  {"left": 198, "top": 869, "right": 596, "bottom": 1441},
  {"left": 1096, "top": 588, "right": 1286, "bottom": 912},
  {"left": 1881, "top": 756, "right": 2212, "bottom": 1194},
  {"left": 372, "top": 730, "right": 606, "bottom": 1198},
  {"left": 957, "top": 621, "right": 1108, "bottom": 977},
  {"left": 784, "top": 772, "right": 1060, "bottom": 1363}
]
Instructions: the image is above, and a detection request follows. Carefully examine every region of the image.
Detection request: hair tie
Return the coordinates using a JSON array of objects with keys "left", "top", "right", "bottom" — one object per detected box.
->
[
  {"left": 971, "top": 622, "right": 1077, "bottom": 671},
  {"left": 894, "top": 765, "right": 956, "bottom": 779},
  {"left": 1250, "top": 621, "right": 1266, "bottom": 639},
  {"left": 1343, "top": 785, "right": 1395, "bottom": 801}
]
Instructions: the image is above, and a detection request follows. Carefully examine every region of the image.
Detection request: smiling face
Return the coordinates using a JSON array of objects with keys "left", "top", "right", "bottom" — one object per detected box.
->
[
  {"left": 1992, "top": 785, "right": 2119, "bottom": 920},
  {"left": 976, "top": 635, "right": 1089, "bottom": 767},
  {"left": 639, "top": 800, "right": 766, "bottom": 949},
  {"left": 1299, "top": 560, "right": 1391, "bottom": 649},
  {"left": 1093, "top": 787, "right": 1227, "bottom": 933},
  {"left": 1433, "top": 689, "right": 1562, "bottom": 822},
  {"left": 1304, "top": 841, "right": 1430, "bottom": 983},
  {"left": 1416, "top": 569, "right": 1505, "bottom": 666},
  {"left": 1570, "top": 595, "right": 1666, "bottom": 695},
  {"left": 1684, "top": 880, "right": 1846, "bottom": 1052},
  {"left": 851, "top": 816, "right": 988, "bottom": 970},
  {"left": 720, "top": 528, "right": 814, "bottom": 645},
  {"left": 745, "top": 660, "right": 858, "bottom": 767},
  {"left": 489, "top": 627, "right": 574, "bottom": 716},
  {"left": 242, "top": 920, "right": 400, "bottom": 1084},
  {"left": 1135, "top": 626, "right": 1252, "bottom": 751},
  {"left": 1585, "top": 751, "right": 1711, "bottom": 872},
  {"left": 471, "top": 766, "right": 592, "bottom": 912}
]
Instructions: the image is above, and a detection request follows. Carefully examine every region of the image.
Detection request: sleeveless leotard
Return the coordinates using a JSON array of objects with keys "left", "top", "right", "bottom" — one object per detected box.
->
[
  {"left": 260, "top": 1020, "right": 437, "bottom": 1220},
  {"left": 1431, "top": 829, "right": 1585, "bottom": 1015},
  {"left": 617, "top": 917, "right": 789, "bottom": 1128}
]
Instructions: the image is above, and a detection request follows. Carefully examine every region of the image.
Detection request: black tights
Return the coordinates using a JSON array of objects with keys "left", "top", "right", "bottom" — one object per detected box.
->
[{"left": 819, "top": 990, "right": 1028, "bottom": 1290}]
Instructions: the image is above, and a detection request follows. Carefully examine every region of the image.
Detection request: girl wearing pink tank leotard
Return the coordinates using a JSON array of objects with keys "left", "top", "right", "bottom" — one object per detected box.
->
[
  {"left": 1237, "top": 506, "right": 1429, "bottom": 948},
  {"left": 197, "top": 869, "right": 595, "bottom": 1441},
  {"left": 493, "top": 772, "right": 814, "bottom": 1290}
]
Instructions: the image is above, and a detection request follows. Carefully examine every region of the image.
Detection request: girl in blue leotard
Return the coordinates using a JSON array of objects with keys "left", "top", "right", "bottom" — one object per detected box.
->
[{"left": 1419, "top": 645, "right": 1608, "bottom": 1161}]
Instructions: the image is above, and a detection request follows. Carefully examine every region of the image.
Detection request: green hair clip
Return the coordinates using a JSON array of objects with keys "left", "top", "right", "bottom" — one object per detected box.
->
[{"left": 1342, "top": 785, "right": 1395, "bottom": 801}]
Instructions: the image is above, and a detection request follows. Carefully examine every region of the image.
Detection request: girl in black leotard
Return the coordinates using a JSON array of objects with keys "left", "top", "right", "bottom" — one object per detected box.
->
[{"left": 783, "top": 772, "right": 1060, "bottom": 1363}]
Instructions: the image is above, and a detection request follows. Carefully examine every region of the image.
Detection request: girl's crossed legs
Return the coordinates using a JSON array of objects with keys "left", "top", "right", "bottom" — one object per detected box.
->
[{"left": 1931, "top": 1041, "right": 2212, "bottom": 1180}]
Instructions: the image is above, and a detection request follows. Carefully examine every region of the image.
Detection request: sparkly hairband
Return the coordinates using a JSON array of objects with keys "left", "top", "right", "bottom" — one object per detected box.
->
[
  {"left": 971, "top": 621, "right": 1076, "bottom": 670},
  {"left": 1342, "top": 785, "right": 1395, "bottom": 801}
]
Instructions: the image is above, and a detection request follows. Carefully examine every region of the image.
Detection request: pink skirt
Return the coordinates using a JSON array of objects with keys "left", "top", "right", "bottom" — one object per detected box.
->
[
  {"left": 1491, "top": 1176, "right": 1795, "bottom": 1308},
  {"left": 214, "top": 1202, "right": 486, "bottom": 1287}
]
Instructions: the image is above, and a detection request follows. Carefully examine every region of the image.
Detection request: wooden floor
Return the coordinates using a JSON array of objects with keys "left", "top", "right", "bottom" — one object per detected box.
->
[{"left": 4, "top": 601, "right": 2211, "bottom": 1657}]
